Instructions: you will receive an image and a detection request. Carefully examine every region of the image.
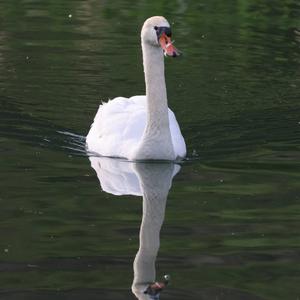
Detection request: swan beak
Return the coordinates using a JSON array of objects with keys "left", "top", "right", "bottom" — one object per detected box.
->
[{"left": 159, "top": 33, "right": 180, "bottom": 57}]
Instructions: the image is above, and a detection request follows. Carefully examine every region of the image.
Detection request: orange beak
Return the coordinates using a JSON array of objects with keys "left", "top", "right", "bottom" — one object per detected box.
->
[{"left": 159, "top": 32, "right": 180, "bottom": 57}]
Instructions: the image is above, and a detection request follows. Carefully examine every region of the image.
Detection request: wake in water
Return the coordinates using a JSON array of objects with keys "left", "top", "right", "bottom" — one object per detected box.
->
[
  {"left": 58, "top": 130, "right": 200, "bottom": 162},
  {"left": 57, "top": 130, "right": 87, "bottom": 156}
]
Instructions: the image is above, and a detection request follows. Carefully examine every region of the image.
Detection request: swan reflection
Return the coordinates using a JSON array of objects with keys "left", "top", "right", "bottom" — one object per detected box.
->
[{"left": 89, "top": 157, "right": 181, "bottom": 299}]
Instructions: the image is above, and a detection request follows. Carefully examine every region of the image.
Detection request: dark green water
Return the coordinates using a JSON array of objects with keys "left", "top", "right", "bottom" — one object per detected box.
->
[{"left": 1, "top": 1, "right": 300, "bottom": 299}]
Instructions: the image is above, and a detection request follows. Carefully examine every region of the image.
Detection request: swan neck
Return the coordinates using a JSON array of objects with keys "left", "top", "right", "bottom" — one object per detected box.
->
[
  {"left": 142, "top": 43, "right": 169, "bottom": 125},
  {"left": 131, "top": 41, "right": 175, "bottom": 160}
]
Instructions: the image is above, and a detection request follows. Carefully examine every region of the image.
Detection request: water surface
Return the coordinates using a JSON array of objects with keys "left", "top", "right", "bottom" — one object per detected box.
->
[{"left": 1, "top": 1, "right": 300, "bottom": 299}]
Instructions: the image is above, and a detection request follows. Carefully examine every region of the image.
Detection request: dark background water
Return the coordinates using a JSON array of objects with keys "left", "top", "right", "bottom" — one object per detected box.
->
[{"left": 1, "top": 1, "right": 300, "bottom": 299}]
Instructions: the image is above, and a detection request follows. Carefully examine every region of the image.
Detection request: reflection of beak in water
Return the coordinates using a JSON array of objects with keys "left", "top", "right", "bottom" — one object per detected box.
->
[
  {"left": 143, "top": 275, "right": 170, "bottom": 299},
  {"left": 88, "top": 157, "right": 181, "bottom": 300}
]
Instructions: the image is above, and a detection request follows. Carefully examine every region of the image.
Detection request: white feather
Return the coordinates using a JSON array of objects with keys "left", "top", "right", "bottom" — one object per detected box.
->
[{"left": 86, "top": 95, "right": 186, "bottom": 159}]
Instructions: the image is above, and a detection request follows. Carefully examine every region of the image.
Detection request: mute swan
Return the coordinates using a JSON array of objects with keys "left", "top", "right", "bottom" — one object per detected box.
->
[{"left": 86, "top": 16, "right": 186, "bottom": 160}]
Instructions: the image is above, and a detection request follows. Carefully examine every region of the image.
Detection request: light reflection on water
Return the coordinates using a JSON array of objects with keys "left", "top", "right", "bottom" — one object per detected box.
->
[{"left": 89, "top": 158, "right": 179, "bottom": 299}]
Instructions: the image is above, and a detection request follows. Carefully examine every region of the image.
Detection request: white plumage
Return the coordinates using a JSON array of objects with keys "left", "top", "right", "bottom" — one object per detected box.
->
[
  {"left": 86, "top": 16, "right": 186, "bottom": 161},
  {"left": 86, "top": 95, "right": 186, "bottom": 159}
]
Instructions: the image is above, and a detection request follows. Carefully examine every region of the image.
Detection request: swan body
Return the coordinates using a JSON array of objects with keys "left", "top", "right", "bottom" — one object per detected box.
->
[
  {"left": 86, "top": 16, "right": 186, "bottom": 160},
  {"left": 86, "top": 95, "right": 186, "bottom": 160}
]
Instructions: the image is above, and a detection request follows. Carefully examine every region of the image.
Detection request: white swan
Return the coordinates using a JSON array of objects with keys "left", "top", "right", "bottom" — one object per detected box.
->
[{"left": 86, "top": 16, "right": 186, "bottom": 161}]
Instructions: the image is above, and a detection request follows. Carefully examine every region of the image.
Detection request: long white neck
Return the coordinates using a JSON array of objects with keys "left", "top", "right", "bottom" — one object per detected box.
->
[
  {"left": 131, "top": 42, "right": 175, "bottom": 160},
  {"left": 143, "top": 43, "right": 169, "bottom": 130}
]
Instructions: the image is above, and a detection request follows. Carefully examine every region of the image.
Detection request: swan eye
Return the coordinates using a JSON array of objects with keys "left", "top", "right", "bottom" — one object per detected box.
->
[{"left": 155, "top": 26, "right": 172, "bottom": 37}]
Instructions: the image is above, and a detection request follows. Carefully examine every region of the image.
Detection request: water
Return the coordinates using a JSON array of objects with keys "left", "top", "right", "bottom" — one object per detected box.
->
[{"left": 1, "top": 0, "right": 300, "bottom": 299}]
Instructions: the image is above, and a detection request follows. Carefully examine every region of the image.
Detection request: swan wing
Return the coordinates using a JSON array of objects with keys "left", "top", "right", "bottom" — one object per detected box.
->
[
  {"left": 168, "top": 109, "right": 187, "bottom": 158},
  {"left": 86, "top": 96, "right": 147, "bottom": 158}
]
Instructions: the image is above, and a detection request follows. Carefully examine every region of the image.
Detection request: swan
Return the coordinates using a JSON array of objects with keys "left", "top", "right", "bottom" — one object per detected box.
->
[{"left": 86, "top": 16, "right": 186, "bottom": 161}]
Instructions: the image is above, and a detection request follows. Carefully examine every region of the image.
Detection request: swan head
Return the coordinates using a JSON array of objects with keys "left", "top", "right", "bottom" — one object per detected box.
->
[{"left": 141, "top": 16, "right": 180, "bottom": 57}]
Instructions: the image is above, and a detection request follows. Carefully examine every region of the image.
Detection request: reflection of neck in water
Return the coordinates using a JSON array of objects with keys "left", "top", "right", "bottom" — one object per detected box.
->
[
  {"left": 132, "top": 163, "right": 176, "bottom": 300},
  {"left": 88, "top": 157, "right": 180, "bottom": 300}
]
